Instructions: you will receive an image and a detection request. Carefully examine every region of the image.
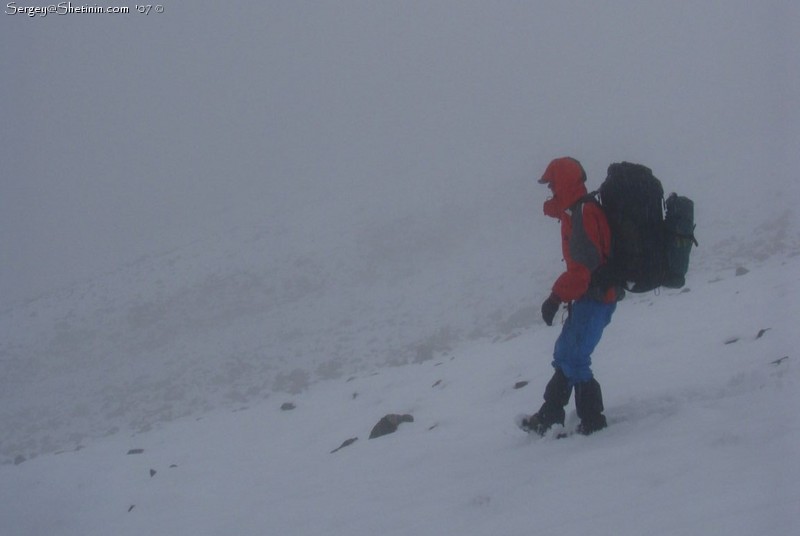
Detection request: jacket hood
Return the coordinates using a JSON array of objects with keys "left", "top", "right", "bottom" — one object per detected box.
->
[{"left": 540, "top": 157, "right": 588, "bottom": 216}]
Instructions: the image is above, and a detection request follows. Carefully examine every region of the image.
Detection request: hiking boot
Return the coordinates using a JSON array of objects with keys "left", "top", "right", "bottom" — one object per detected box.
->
[
  {"left": 576, "top": 415, "right": 607, "bottom": 436},
  {"left": 575, "top": 378, "right": 607, "bottom": 436},
  {"left": 520, "top": 413, "right": 552, "bottom": 436},
  {"left": 523, "top": 368, "right": 572, "bottom": 435},
  {"left": 521, "top": 403, "right": 566, "bottom": 436}
]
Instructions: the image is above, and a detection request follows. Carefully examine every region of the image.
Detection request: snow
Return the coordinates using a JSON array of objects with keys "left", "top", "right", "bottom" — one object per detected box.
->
[
  {"left": 2, "top": 2, "right": 800, "bottom": 535},
  {"left": 1, "top": 258, "right": 798, "bottom": 535}
]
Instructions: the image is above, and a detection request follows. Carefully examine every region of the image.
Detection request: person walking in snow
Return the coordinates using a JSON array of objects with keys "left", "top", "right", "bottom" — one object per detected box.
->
[{"left": 522, "top": 157, "right": 619, "bottom": 436}]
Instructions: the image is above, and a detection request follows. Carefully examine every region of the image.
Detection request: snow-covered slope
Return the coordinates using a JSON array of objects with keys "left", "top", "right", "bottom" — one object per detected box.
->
[
  {"left": 2, "top": 256, "right": 798, "bottom": 536},
  {"left": 0, "top": 179, "right": 546, "bottom": 463},
  {"left": 2, "top": 2, "right": 799, "bottom": 534},
  {"left": 3, "top": 171, "right": 798, "bottom": 466}
]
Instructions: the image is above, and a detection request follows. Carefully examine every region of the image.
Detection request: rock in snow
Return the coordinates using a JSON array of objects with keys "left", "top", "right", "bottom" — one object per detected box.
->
[
  {"left": 330, "top": 437, "right": 359, "bottom": 454},
  {"left": 369, "top": 414, "right": 414, "bottom": 439}
]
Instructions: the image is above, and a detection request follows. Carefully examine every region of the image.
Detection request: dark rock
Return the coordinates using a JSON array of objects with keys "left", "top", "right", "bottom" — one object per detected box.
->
[
  {"left": 128, "top": 505, "right": 135, "bottom": 513},
  {"left": 369, "top": 414, "right": 414, "bottom": 439},
  {"left": 756, "top": 328, "right": 771, "bottom": 340},
  {"left": 150, "top": 469, "right": 157, "bottom": 478},
  {"left": 331, "top": 437, "right": 358, "bottom": 453},
  {"left": 735, "top": 266, "right": 750, "bottom": 276},
  {"left": 514, "top": 381, "right": 529, "bottom": 390},
  {"left": 13, "top": 455, "right": 26, "bottom": 465},
  {"left": 280, "top": 402, "right": 296, "bottom": 411},
  {"left": 770, "top": 356, "right": 789, "bottom": 366},
  {"left": 127, "top": 449, "right": 144, "bottom": 455}
]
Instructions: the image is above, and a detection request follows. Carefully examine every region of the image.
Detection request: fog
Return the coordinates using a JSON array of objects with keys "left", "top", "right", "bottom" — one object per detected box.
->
[
  {"left": 1, "top": 2, "right": 799, "bottom": 461},
  {"left": 4, "top": 1, "right": 797, "bottom": 303}
]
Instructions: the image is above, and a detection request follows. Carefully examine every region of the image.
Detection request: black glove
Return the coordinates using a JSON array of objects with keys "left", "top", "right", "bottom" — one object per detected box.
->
[{"left": 541, "top": 293, "right": 560, "bottom": 326}]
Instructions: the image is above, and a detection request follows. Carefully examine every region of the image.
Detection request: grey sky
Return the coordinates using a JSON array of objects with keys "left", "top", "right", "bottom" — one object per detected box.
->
[{"left": 2, "top": 1, "right": 798, "bottom": 304}]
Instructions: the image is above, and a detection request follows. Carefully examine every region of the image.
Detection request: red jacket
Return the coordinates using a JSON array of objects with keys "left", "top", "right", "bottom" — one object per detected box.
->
[{"left": 541, "top": 158, "right": 616, "bottom": 304}]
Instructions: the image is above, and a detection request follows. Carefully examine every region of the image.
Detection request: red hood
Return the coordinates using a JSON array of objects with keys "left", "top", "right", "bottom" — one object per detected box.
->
[{"left": 541, "top": 157, "right": 588, "bottom": 217}]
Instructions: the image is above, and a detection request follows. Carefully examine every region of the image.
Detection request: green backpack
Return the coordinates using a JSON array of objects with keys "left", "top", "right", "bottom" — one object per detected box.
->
[
  {"left": 662, "top": 193, "right": 698, "bottom": 289},
  {"left": 589, "top": 162, "right": 698, "bottom": 293}
]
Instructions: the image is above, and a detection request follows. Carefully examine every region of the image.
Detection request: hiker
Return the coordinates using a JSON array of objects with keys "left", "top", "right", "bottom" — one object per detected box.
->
[{"left": 523, "top": 157, "right": 619, "bottom": 436}]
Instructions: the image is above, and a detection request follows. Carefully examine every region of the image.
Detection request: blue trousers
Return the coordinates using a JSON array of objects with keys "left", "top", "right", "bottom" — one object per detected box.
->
[{"left": 552, "top": 297, "right": 616, "bottom": 385}]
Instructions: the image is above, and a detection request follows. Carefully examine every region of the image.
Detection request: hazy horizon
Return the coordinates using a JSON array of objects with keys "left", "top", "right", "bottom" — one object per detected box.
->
[{"left": 3, "top": 2, "right": 798, "bottom": 304}]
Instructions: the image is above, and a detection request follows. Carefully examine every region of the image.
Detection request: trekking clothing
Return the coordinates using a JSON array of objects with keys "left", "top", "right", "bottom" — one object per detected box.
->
[
  {"left": 575, "top": 378, "right": 607, "bottom": 435},
  {"left": 538, "top": 156, "right": 586, "bottom": 185},
  {"left": 525, "top": 371, "right": 608, "bottom": 436},
  {"left": 529, "top": 157, "right": 617, "bottom": 435},
  {"left": 552, "top": 297, "right": 615, "bottom": 385},
  {"left": 540, "top": 158, "right": 616, "bottom": 304},
  {"left": 540, "top": 293, "right": 559, "bottom": 327},
  {"left": 524, "top": 368, "right": 571, "bottom": 435}
]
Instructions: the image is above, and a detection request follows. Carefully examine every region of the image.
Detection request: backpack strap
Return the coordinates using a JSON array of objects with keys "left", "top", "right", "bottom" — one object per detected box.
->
[
  {"left": 567, "top": 197, "right": 602, "bottom": 273},
  {"left": 580, "top": 191, "right": 601, "bottom": 205},
  {"left": 573, "top": 192, "right": 625, "bottom": 298}
]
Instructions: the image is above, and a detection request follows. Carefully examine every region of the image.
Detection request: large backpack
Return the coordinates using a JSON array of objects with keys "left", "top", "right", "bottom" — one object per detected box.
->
[{"left": 588, "top": 162, "right": 697, "bottom": 294}]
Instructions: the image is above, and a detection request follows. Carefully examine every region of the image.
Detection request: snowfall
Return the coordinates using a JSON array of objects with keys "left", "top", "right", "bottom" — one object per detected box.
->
[{"left": 2, "top": 3, "right": 799, "bottom": 536}]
